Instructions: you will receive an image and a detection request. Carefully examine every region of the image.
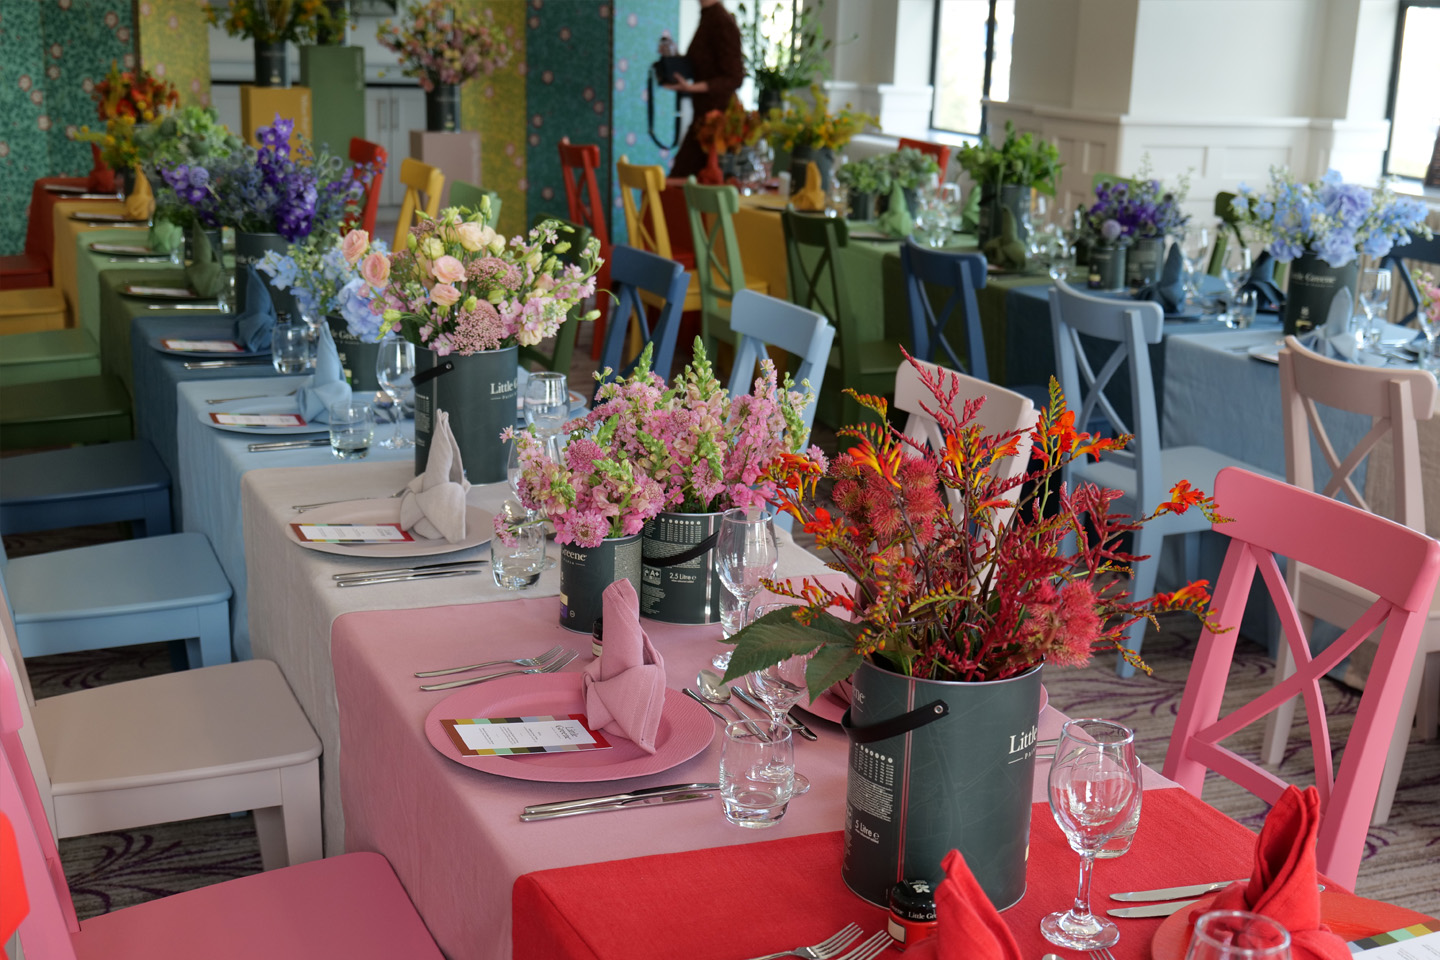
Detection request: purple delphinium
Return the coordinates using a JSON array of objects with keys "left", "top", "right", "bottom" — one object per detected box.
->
[{"left": 1087, "top": 177, "right": 1189, "bottom": 241}]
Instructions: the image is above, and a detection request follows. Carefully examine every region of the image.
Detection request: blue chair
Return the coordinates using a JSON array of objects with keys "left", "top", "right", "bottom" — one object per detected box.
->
[
  {"left": 0, "top": 439, "right": 172, "bottom": 537},
  {"left": 1, "top": 532, "right": 233, "bottom": 667},
  {"left": 595, "top": 244, "right": 689, "bottom": 391},
  {"left": 899, "top": 240, "right": 991, "bottom": 380},
  {"left": 1050, "top": 280, "right": 1270, "bottom": 676},
  {"left": 1383, "top": 233, "right": 1440, "bottom": 326},
  {"left": 727, "top": 289, "right": 834, "bottom": 452}
]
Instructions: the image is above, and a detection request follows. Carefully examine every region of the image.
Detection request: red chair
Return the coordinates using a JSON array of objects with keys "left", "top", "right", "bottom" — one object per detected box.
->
[
  {"left": 348, "top": 137, "right": 388, "bottom": 239},
  {"left": 1162, "top": 467, "right": 1440, "bottom": 889},
  {"left": 558, "top": 138, "right": 612, "bottom": 358},
  {"left": 898, "top": 137, "right": 951, "bottom": 182}
]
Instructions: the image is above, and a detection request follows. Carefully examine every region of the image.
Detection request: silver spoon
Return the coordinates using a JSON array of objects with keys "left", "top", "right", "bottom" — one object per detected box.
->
[{"left": 698, "top": 669, "right": 811, "bottom": 796}]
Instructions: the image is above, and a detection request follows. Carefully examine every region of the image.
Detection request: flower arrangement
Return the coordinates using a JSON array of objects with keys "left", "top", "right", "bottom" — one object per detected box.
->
[
  {"left": 256, "top": 228, "right": 391, "bottom": 336},
  {"left": 1415, "top": 268, "right": 1440, "bottom": 315},
  {"left": 77, "top": 62, "right": 180, "bottom": 170},
  {"left": 1230, "top": 168, "right": 1433, "bottom": 267},
  {"left": 956, "top": 121, "right": 1062, "bottom": 195},
  {"left": 722, "top": 360, "right": 1224, "bottom": 695},
  {"left": 885, "top": 147, "right": 941, "bottom": 191},
  {"left": 1085, "top": 171, "right": 1190, "bottom": 242},
  {"left": 377, "top": 0, "right": 513, "bottom": 92},
  {"left": 695, "top": 97, "right": 765, "bottom": 155},
  {"left": 762, "top": 86, "right": 874, "bottom": 153},
  {"left": 203, "top": 0, "right": 342, "bottom": 44},
  {"left": 140, "top": 107, "right": 244, "bottom": 234}
]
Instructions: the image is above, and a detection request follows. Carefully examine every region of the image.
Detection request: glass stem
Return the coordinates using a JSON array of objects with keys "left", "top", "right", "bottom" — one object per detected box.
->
[{"left": 1071, "top": 851, "right": 1097, "bottom": 920}]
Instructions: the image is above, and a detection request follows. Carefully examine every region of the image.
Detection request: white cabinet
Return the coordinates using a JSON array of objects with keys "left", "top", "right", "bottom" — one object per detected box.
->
[{"left": 364, "top": 86, "right": 427, "bottom": 212}]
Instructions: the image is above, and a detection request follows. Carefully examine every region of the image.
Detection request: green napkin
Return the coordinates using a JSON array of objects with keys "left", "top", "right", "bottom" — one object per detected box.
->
[
  {"left": 877, "top": 183, "right": 913, "bottom": 238},
  {"left": 149, "top": 219, "right": 183, "bottom": 255},
  {"left": 982, "top": 207, "right": 1027, "bottom": 272},
  {"left": 185, "top": 223, "right": 224, "bottom": 298},
  {"left": 960, "top": 185, "right": 981, "bottom": 234}
]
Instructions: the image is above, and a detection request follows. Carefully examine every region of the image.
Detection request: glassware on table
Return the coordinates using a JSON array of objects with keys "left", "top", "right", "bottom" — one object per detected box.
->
[
  {"left": 272, "top": 316, "right": 312, "bottom": 374},
  {"left": 375, "top": 338, "right": 416, "bottom": 449},
  {"left": 1180, "top": 226, "right": 1212, "bottom": 302},
  {"left": 1184, "top": 910, "right": 1292, "bottom": 960},
  {"left": 719, "top": 586, "right": 743, "bottom": 640},
  {"left": 492, "top": 502, "right": 547, "bottom": 590},
  {"left": 747, "top": 603, "right": 814, "bottom": 795},
  {"left": 1358, "top": 266, "right": 1392, "bottom": 349},
  {"left": 1229, "top": 291, "right": 1258, "bottom": 330},
  {"left": 328, "top": 400, "right": 374, "bottom": 461},
  {"left": 1221, "top": 245, "right": 1252, "bottom": 321},
  {"left": 719, "top": 719, "right": 794, "bottom": 828},
  {"left": 216, "top": 272, "right": 237, "bottom": 314},
  {"left": 939, "top": 182, "right": 963, "bottom": 233},
  {"left": 1040, "top": 718, "right": 1141, "bottom": 951},
  {"left": 712, "top": 505, "right": 780, "bottom": 670},
  {"left": 524, "top": 371, "right": 570, "bottom": 461},
  {"left": 1417, "top": 308, "right": 1439, "bottom": 371},
  {"left": 1094, "top": 742, "right": 1143, "bottom": 858}
]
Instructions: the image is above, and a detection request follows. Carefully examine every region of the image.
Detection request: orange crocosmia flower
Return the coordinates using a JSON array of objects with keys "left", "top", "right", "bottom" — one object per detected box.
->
[
  {"left": 1156, "top": 479, "right": 1207, "bottom": 515},
  {"left": 1155, "top": 580, "right": 1211, "bottom": 608},
  {"left": 849, "top": 440, "right": 903, "bottom": 488}
]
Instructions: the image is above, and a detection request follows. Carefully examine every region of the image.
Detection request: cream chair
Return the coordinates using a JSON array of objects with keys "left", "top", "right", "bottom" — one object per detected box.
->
[{"left": 392, "top": 157, "right": 445, "bottom": 249}]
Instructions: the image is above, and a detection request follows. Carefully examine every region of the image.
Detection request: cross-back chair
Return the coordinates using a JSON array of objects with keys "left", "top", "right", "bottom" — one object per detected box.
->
[
  {"left": 595, "top": 244, "right": 689, "bottom": 391},
  {"left": 683, "top": 178, "right": 770, "bottom": 355},
  {"left": 616, "top": 157, "right": 700, "bottom": 311},
  {"left": 392, "top": 158, "right": 444, "bottom": 250},
  {"left": 727, "top": 289, "right": 833, "bottom": 450},
  {"left": 899, "top": 240, "right": 991, "bottom": 379},
  {"left": 1382, "top": 233, "right": 1440, "bottom": 326},
  {"left": 558, "top": 138, "right": 613, "bottom": 359},
  {"left": 348, "top": 137, "right": 387, "bottom": 238},
  {"left": 1163, "top": 467, "right": 1440, "bottom": 889}
]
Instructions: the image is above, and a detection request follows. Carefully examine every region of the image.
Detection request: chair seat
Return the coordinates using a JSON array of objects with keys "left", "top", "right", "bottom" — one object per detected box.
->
[
  {"left": 34, "top": 658, "right": 318, "bottom": 794},
  {"left": 6, "top": 532, "right": 231, "bottom": 623},
  {"left": 0, "top": 374, "right": 132, "bottom": 449},
  {"left": 1073, "top": 445, "right": 1274, "bottom": 524},
  {"left": 1, "top": 438, "right": 169, "bottom": 505},
  {"left": 71, "top": 851, "right": 443, "bottom": 960},
  {"left": 0, "top": 286, "right": 66, "bottom": 334},
  {"left": 0, "top": 327, "right": 101, "bottom": 385},
  {"left": 0, "top": 252, "right": 50, "bottom": 290}
]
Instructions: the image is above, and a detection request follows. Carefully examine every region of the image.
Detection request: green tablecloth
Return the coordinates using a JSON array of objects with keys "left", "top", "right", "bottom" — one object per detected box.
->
[
  {"left": 75, "top": 229, "right": 175, "bottom": 344},
  {"left": 98, "top": 268, "right": 226, "bottom": 395}
]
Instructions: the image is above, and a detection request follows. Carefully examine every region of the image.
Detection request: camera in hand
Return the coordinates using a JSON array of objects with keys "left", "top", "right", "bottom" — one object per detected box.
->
[
  {"left": 646, "top": 35, "right": 692, "bottom": 150},
  {"left": 651, "top": 55, "right": 694, "bottom": 89}
]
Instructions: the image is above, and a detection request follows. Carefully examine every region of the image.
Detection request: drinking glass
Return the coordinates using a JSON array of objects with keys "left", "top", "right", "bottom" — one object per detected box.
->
[
  {"left": 1094, "top": 744, "right": 1143, "bottom": 858},
  {"left": 328, "top": 400, "right": 374, "bottom": 461},
  {"left": 492, "top": 506, "right": 547, "bottom": 590},
  {"left": 1418, "top": 309, "right": 1440, "bottom": 371},
  {"left": 272, "top": 318, "right": 312, "bottom": 374},
  {"left": 719, "top": 719, "right": 794, "bottom": 828},
  {"left": 524, "top": 371, "right": 569, "bottom": 460},
  {"left": 1040, "top": 718, "right": 1141, "bottom": 951},
  {"left": 1221, "top": 246, "right": 1252, "bottom": 320},
  {"left": 747, "top": 603, "right": 813, "bottom": 794},
  {"left": 713, "top": 506, "right": 779, "bottom": 669},
  {"left": 1358, "top": 267, "right": 1391, "bottom": 348},
  {"left": 375, "top": 339, "right": 416, "bottom": 449},
  {"left": 216, "top": 273, "right": 237, "bottom": 313},
  {"left": 1184, "top": 910, "right": 1292, "bottom": 960},
  {"left": 1229, "top": 291, "right": 1258, "bottom": 330},
  {"left": 939, "top": 182, "right": 963, "bottom": 233},
  {"left": 1180, "top": 227, "right": 1212, "bottom": 301}
]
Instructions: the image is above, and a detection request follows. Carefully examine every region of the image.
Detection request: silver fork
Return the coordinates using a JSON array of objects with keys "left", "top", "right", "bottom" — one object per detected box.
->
[
  {"left": 1089, "top": 948, "right": 1119, "bottom": 960},
  {"left": 415, "top": 645, "right": 566, "bottom": 678},
  {"left": 742, "top": 922, "right": 863, "bottom": 960},
  {"left": 832, "top": 930, "right": 892, "bottom": 960},
  {"left": 207, "top": 389, "right": 298, "bottom": 405},
  {"left": 419, "top": 650, "right": 577, "bottom": 691},
  {"left": 292, "top": 487, "right": 408, "bottom": 512}
]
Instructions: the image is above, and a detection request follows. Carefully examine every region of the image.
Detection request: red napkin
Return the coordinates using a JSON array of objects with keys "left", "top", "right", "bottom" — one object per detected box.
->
[
  {"left": 0, "top": 812, "right": 28, "bottom": 955},
  {"left": 1192, "top": 786, "right": 1348, "bottom": 960},
  {"left": 86, "top": 143, "right": 115, "bottom": 194},
  {"left": 582, "top": 580, "right": 666, "bottom": 754},
  {"left": 904, "top": 849, "right": 1022, "bottom": 960}
]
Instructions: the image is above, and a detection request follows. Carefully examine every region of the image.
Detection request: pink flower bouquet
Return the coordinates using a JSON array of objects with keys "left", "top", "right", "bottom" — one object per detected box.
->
[{"left": 376, "top": 0, "right": 512, "bottom": 92}]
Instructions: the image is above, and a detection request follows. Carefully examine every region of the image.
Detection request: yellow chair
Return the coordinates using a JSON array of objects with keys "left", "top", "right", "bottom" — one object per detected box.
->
[
  {"left": 0, "top": 287, "right": 67, "bottom": 336},
  {"left": 392, "top": 158, "right": 445, "bottom": 250},
  {"left": 615, "top": 156, "right": 701, "bottom": 312}
]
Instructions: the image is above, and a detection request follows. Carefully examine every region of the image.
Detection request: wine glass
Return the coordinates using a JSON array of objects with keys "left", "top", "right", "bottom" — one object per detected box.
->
[
  {"left": 1185, "top": 910, "right": 1292, "bottom": 960},
  {"left": 713, "top": 506, "right": 779, "bottom": 670},
  {"left": 1040, "top": 718, "right": 1141, "bottom": 951},
  {"left": 1358, "top": 267, "right": 1391, "bottom": 350},
  {"left": 524, "top": 371, "right": 569, "bottom": 461},
  {"left": 1417, "top": 307, "right": 1439, "bottom": 371},
  {"left": 747, "top": 603, "right": 813, "bottom": 795},
  {"left": 375, "top": 338, "right": 416, "bottom": 449},
  {"left": 1221, "top": 246, "right": 1252, "bottom": 325},
  {"left": 1180, "top": 226, "right": 1212, "bottom": 302}
]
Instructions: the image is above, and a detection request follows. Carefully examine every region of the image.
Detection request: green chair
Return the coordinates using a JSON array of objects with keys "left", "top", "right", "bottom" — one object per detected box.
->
[
  {"left": 447, "top": 180, "right": 502, "bottom": 225},
  {"left": 780, "top": 210, "right": 906, "bottom": 428},
  {"left": 681, "top": 177, "right": 769, "bottom": 356},
  {"left": 518, "top": 215, "right": 591, "bottom": 377},
  {"left": 0, "top": 375, "right": 132, "bottom": 450}
]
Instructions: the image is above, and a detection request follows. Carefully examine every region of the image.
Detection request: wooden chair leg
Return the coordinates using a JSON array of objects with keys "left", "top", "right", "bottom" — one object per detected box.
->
[
  {"left": 141, "top": 488, "right": 172, "bottom": 537},
  {"left": 254, "top": 760, "right": 322, "bottom": 869},
  {"left": 191, "top": 601, "right": 231, "bottom": 668}
]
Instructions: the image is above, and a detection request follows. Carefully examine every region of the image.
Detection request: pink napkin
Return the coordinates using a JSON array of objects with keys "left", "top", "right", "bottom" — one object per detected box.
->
[{"left": 582, "top": 580, "right": 666, "bottom": 754}]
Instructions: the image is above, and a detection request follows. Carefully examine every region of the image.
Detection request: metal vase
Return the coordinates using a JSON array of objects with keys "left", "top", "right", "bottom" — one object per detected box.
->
[
  {"left": 789, "top": 145, "right": 836, "bottom": 193},
  {"left": 1126, "top": 237, "right": 1166, "bottom": 289},
  {"left": 253, "top": 39, "right": 289, "bottom": 87},
  {"left": 327, "top": 315, "right": 381, "bottom": 392},
  {"left": 233, "top": 231, "right": 296, "bottom": 317},
  {"left": 640, "top": 511, "right": 724, "bottom": 624},
  {"left": 1284, "top": 251, "right": 1358, "bottom": 336},
  {"left": 425, "top": 84, "right": 461, "bottom": 132},
  {"left": 1087, "top": 243, "right": 1127, "bottom": 291},
  {"left": 559, "top": 534, "right": 643, "bottom": 633},
  {"left": 840, "top": 659, "right": 1043, "bottom": 910},
  {"left": 848, "top": 190, "right": 876, "bottom": 221},
  {"left": 977, "top": 183, "right": 1030, "bottom": 248},
  {"left": 413, "top": 345, "right": 517, "bottom": 483}
]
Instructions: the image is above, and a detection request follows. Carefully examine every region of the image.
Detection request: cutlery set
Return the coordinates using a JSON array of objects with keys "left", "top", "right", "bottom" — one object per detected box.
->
[
  {"left": 520, "top": 783, "right": 721, "bottom": 822},
  {"left": 184, "top": 357, "right": 269, "bottom": 369},
  {"left": 686, "top": 670, "right": 818, "bottom": 742},
  {"left": 1103, "top": 878, "right": 1322, "bottom": 919},
  {"left": 248, "top": 438, "right": 328, "bottom": 453},
  {"left": 292, "top": 488, "right": 409, "bottom": 512},
  {"left": 417, "top": 648, "right": 577, "bottom": 691}
]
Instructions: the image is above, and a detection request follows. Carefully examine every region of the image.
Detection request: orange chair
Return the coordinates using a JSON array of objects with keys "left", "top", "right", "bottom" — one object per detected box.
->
[
  {"left": 348, "top": 138, "right": 388, "bottom": 238},
  {"left": 898, "top": 137, "right": 951, "bottom": 182},
  {"left": 558, "top": 138, "right": 612, "bottom": 358}
]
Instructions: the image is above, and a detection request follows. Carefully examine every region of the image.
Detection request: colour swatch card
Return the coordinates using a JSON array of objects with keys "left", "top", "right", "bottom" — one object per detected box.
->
[
  {"left": 290, "top": 523, "right": 415, "bottom": 544},
  {"left": 1350, "top": 923, "right": 1440, "bottom": 956},
  {"left": 441, "top": 715, "right": 612, "bottom": 756},
  {"left": 162, "top": 339, "right": 244, "bottom": 353},
  {"left": 210, "top": 413, "right": 306, "bottom": 428}
]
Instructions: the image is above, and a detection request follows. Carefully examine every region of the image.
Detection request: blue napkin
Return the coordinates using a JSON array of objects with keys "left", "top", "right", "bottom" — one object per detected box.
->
[
  {"left": 1138, "top": 242, "right": 1186, "bottom": 314},
  {"left": 1242, "top": 251, "right": 1285, "bottom": 313},
  {"left": 234, "top": 266, "right": 277, "bottom": 352},
  {"left": 294, "top": 324, "right": 353, "bottom": 424}
]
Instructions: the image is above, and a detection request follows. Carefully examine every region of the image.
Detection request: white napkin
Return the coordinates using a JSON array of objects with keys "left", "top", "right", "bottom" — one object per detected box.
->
[
  {"left": 399, "top": 410, "right": 471, "bottom": 542},
  {"left": 294, "top": 324, "right": 352, "bottom": 424}
]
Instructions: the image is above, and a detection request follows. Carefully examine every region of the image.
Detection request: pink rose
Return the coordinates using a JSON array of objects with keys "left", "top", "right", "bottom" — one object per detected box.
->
[
  {"left": 360, "top": 252, "right": 389, "bottom": 288},
  {"left": 431, "top": 254, "right": 466, "bottom": 284},
  {"left": 431, "top": 283, "right": 461, "bottom": 307},
  {"left": 340, "top": 229, "right": 369, "bottom": 265}
]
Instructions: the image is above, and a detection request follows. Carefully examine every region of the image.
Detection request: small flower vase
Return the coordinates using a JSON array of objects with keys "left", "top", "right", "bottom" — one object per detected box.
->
[
  {"left": 327, "top": 315, "right": 382, "bottom": 392},
  {"left": 1126, "top": 237, "right": 1166, "bottom": 289},
  {"left": 847, "top": 189, "right": 876, "bottom": 221},
  {"left": 425, "top": 84, "right": 461, "bottom": 132},
  {"left": 1283, "top": 250, "right": 1359, "bottom": 337},
  {"left": 559, "top": 533, "right": 643, "bottom": 633},
  {"left": 253, "top": 39, "right": 289, "bottom": 87},
  {"left": 413, "top": 345, "right": 517, "bottom": 483},
  {"left": 640, "top": 511, "right": 726, "bottom": 624},
  {"left": 1088, "top": 242, "right": 1127, "bottom": 291},
  {"left": 698, "top": 147, "right": 725, "bottom": 186}
]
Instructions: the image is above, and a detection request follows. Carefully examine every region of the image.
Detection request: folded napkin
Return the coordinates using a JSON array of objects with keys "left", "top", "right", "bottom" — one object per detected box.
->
[
  {"left": 904, "top": 849, "right": 1022, "bottom": 960},
  {"left": 86, "top": 143, "right": 115, "bottom": 194},
  {"left": 399, "top": 409, "right": 471, "bottom": 542},
  {"left": 959, "top": 185, "right": 981, "bottom": 234},
  {"left": 0, "top": 812, "right": 28, "bottom": 948},
  {"left": 582, "top": 580, "right": 666, "bottom": 754},
  {"left": 1192, "top": 786, "right": 1348, "bottom": 960},
  {"left": 186, "top": 223, "right": 225, "bottom": 298},
  {"left": 1243, "top": 251, "right": 1286, "bottom": 312},
  {"left": 1322, "top": 286, "right": 1353, "bottom": 340},
  {"left": 1139, "top": 241, "right": 1187, "bottom": 314},
  {"left": 294, "top": 323, "right": 352, "bottom": 424},
  {"left": 149, "top": 219, "right": 183, "bottom": 255},
  {"left": 791, "top": 161, "right": 827, "bottom": 212},
  {"left": 698, "top": 147, "right": 726, "bottom": 186},
  {"left": 982, "top": 207, "right": 1026, "bottom": 272},
  {"left": 877, "top": 182, "right": 914, "bottom": 238},
  {"left": 234, "top": 266, "right": 277, "bottom": 351},
  {"left": 122, "top": 170, "right": 154, "bottom": 221}
]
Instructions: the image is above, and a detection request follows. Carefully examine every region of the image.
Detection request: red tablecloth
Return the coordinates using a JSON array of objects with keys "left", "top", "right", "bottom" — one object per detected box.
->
[{"left": 24, "top": 177, "right": 91, "bottom": 263}]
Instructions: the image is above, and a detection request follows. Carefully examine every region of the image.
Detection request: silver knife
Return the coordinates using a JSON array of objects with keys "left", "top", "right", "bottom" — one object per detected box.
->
[
  {"left": 334, "top": 558, "right": 487, "bottom": 581},
  {"left": 1110, "top": 880, "right": 1236, "bottom": 902},
  {"left": 336, "top": 568, "right": 483, "bottom": 588},
  {"left": 1108, "top": 899, "right": 1201, "bottom": 919},
  {"left": 682, "top": 687, "right": 728, "bottom": 722},
  {"left": 523, "top": 782, "right": 721, "bottom": 815},
  {"left": 520, "top": 792, "right": 714, "bottom": 822},
  {"left": 733, "top": 687, "right": 818, "bottom": 741},
  {"left": 185, "top": 358, "right": 269, "bottom": 369},
  {"left": 153, "top": 302, "right": 223, "bottom": 311},
  {"left": 248, "top": 438, "right": 329, "bottom": 452}
]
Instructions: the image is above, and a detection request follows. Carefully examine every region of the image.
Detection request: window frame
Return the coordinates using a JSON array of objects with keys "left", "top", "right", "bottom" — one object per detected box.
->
[
  {"left": 1382, "top": 0, "right": 1440, "bottom": 179},
  {"left": 927, "top": 0, "right": 1001, "bottom": 139}
]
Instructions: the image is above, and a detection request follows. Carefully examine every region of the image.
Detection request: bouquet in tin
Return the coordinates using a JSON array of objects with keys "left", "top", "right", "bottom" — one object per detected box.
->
[
  {"left": 377, "top": 0, "right": 513, "bottom": 92},
  {"left": 695, "top": 96, "right": 766, "bottom": 154},
  {"left": 203, "top": 0, "right": 343, "bottom": 44},
  {"left": 78, "top": 62, "right": 181, "bottom": 170},
  {"left": 723, "top": 357, "right": 1225, "bottom": 697},
  {"left": 1085, "top": 160, "right": 1190, "bottom": 241},
  {"left": 256, "top": 228, "right": 391, "bottom": 337}
]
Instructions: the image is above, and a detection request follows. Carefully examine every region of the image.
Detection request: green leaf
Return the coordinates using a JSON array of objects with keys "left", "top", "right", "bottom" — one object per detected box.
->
[
  {"left": 720, "top": 609, "right": 861, "bottom": 684},
  {"left": 804, "top": 642, "right": 863, "bottom": 703}
]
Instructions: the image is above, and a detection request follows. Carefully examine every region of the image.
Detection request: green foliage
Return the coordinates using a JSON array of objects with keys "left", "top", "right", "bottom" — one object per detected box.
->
[
  {"left": 738, "top": 0, "right": 836, "bottom": 94},
  {"left": 956, "top": 121, "right": 1062, "bottom": 195}
]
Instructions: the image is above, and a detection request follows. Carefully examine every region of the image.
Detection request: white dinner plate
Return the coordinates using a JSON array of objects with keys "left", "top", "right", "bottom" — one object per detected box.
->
[
  {"left": 1247, "top": 343, "right": 1281, "bottom": 364},
  {"left": 121, "top": 283, "right": 200, "bottom": 300},
  {"left": 90, "top": 242, "right": 159, "bottom": 256},
  {"left": 287, "top": 500, "right": 493, "bottom": 558},
  {"left": 199, "top": 395, "right": 323, "bottom": 435}
]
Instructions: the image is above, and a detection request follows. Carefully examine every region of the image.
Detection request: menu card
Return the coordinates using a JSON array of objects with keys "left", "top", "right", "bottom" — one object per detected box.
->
[
  {"left": 163, "top": 338, "right": 244, "bottom": 353},
  {"left": 290, "top": 523, "right": 415, "bottom": 544},
  {"left": 210, "top": 412, "right": 307, "bottom": 428},
  {"left": 1350, "top": 923, "right": 1440, "bottom": 957},
  {"left": 441, "top": 715, "right": 612, "bottom": 757}
]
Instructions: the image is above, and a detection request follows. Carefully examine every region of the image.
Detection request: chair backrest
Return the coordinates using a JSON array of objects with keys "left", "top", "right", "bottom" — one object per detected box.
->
[
  {"left": 780, "top": 210, "right": 860, "bottom": 367},
  {"left": 615, "top": 157, "right": 675, "bottom": 260},
  {"left": 899, "top": 240, "right": 989, "bottom": 379},
  {"left": 1162, "top": 466, "right": 1440, "bottom": 888},
  {"left": 1049, "top": 280, "right": 1163, "bottom": 505},
  {"left": 1382, "top": 233, "right": 1440, "bottom": 326},
  {"left": 519, "top": 215, "right": 592, "bottom": 375},
  {"left": 893, "top": 356, "right": 1037, "bottom": 529},
  {"left": 558, "top": 138, "right": 611, "bottom": 252},
  {"left": 348, "top": 137, "right": 387, "bottom": 238},
  {"left": 596, "top": 244, "right": 689, "bottom": 389},
  {"left": 727, "top": 289, "right": 834, "bottom": 450},
  {"left": 392, "top": 158, "right": 445, "bottom": 249},
  {"left": 1279, "top": 336, "right": 1436, "bottom": 530},
  {"left": 897, "top": 137, "right": 951, "bottom": 182},
  {"left": 682, "top": 178, "right": 748, "bottom": 317},
  {"left": 447, "top": 180, "right": 501, "bottom": 224}
]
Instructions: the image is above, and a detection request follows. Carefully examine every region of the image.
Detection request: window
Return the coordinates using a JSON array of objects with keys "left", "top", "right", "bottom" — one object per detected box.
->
[
  {"left": 1385, "top": 1, "right": 1440, "bottom": 179},
  {"left": 929, "top": 0, "right": 1014, "bottom": 137}
]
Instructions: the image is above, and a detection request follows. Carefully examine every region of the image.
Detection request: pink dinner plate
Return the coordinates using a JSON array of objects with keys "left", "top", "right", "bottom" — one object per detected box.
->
[
  {"left": 424, "top": 672, "right": 715, "bottom": 782},
  {"left": 796, "top": 682, "right": 1048, "bottom": 724}
]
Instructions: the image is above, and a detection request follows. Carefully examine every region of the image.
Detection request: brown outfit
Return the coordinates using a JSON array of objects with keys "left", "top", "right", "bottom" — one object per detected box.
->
[{"left": 669, "top": 3, "right": 745, "bottom": 178}]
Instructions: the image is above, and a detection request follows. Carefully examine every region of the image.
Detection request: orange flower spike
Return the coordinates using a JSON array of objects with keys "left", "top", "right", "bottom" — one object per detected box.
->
[
  {"left": 849, "top": 439, "right": 904, "bottom": 489},
  {"left": 1156, "top": 480, "right": 1204, "bottom": 515}
]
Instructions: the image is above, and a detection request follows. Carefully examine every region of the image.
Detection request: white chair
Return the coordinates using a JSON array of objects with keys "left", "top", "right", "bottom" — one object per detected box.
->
[{"left": 1260, "top": 336, "right": 1440, "bottom": 824}]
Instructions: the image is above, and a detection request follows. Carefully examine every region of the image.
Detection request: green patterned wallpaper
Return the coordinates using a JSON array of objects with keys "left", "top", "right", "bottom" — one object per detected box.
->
[
  {"left": 612, "top": 0, "right": 678, "bottom": 227},
  {"left": 137, "top": 0, "right": 212, "bottom": 109},
  {"left": 461, "top": 0, "right": 527, "bottom": 240}
]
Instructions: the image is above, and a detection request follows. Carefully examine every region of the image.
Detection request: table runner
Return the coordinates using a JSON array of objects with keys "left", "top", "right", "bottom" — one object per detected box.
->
[
  {"left": 51, "top": 199, "right": 139, "bottom": 324},
  {"left": 76, "top": 230, "right": 179, "bottom": 348},
  {"left": 24, "top": 177, "right": 100, "bottom": 269},
  {"left": 99, "top": 268, "right": 226, "bottom": 393}
]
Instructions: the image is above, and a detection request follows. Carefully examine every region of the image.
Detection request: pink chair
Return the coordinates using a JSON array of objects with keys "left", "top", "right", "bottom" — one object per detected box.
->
[
  {"left": 1161, "top": 467, "right": 1440, "bottom": 889},
  {"left": 1259, "top": 336, "right": 1440, "bottom": 825},
  {"left": 0, "top": 652, "right": 444, "bottom": 960}
]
